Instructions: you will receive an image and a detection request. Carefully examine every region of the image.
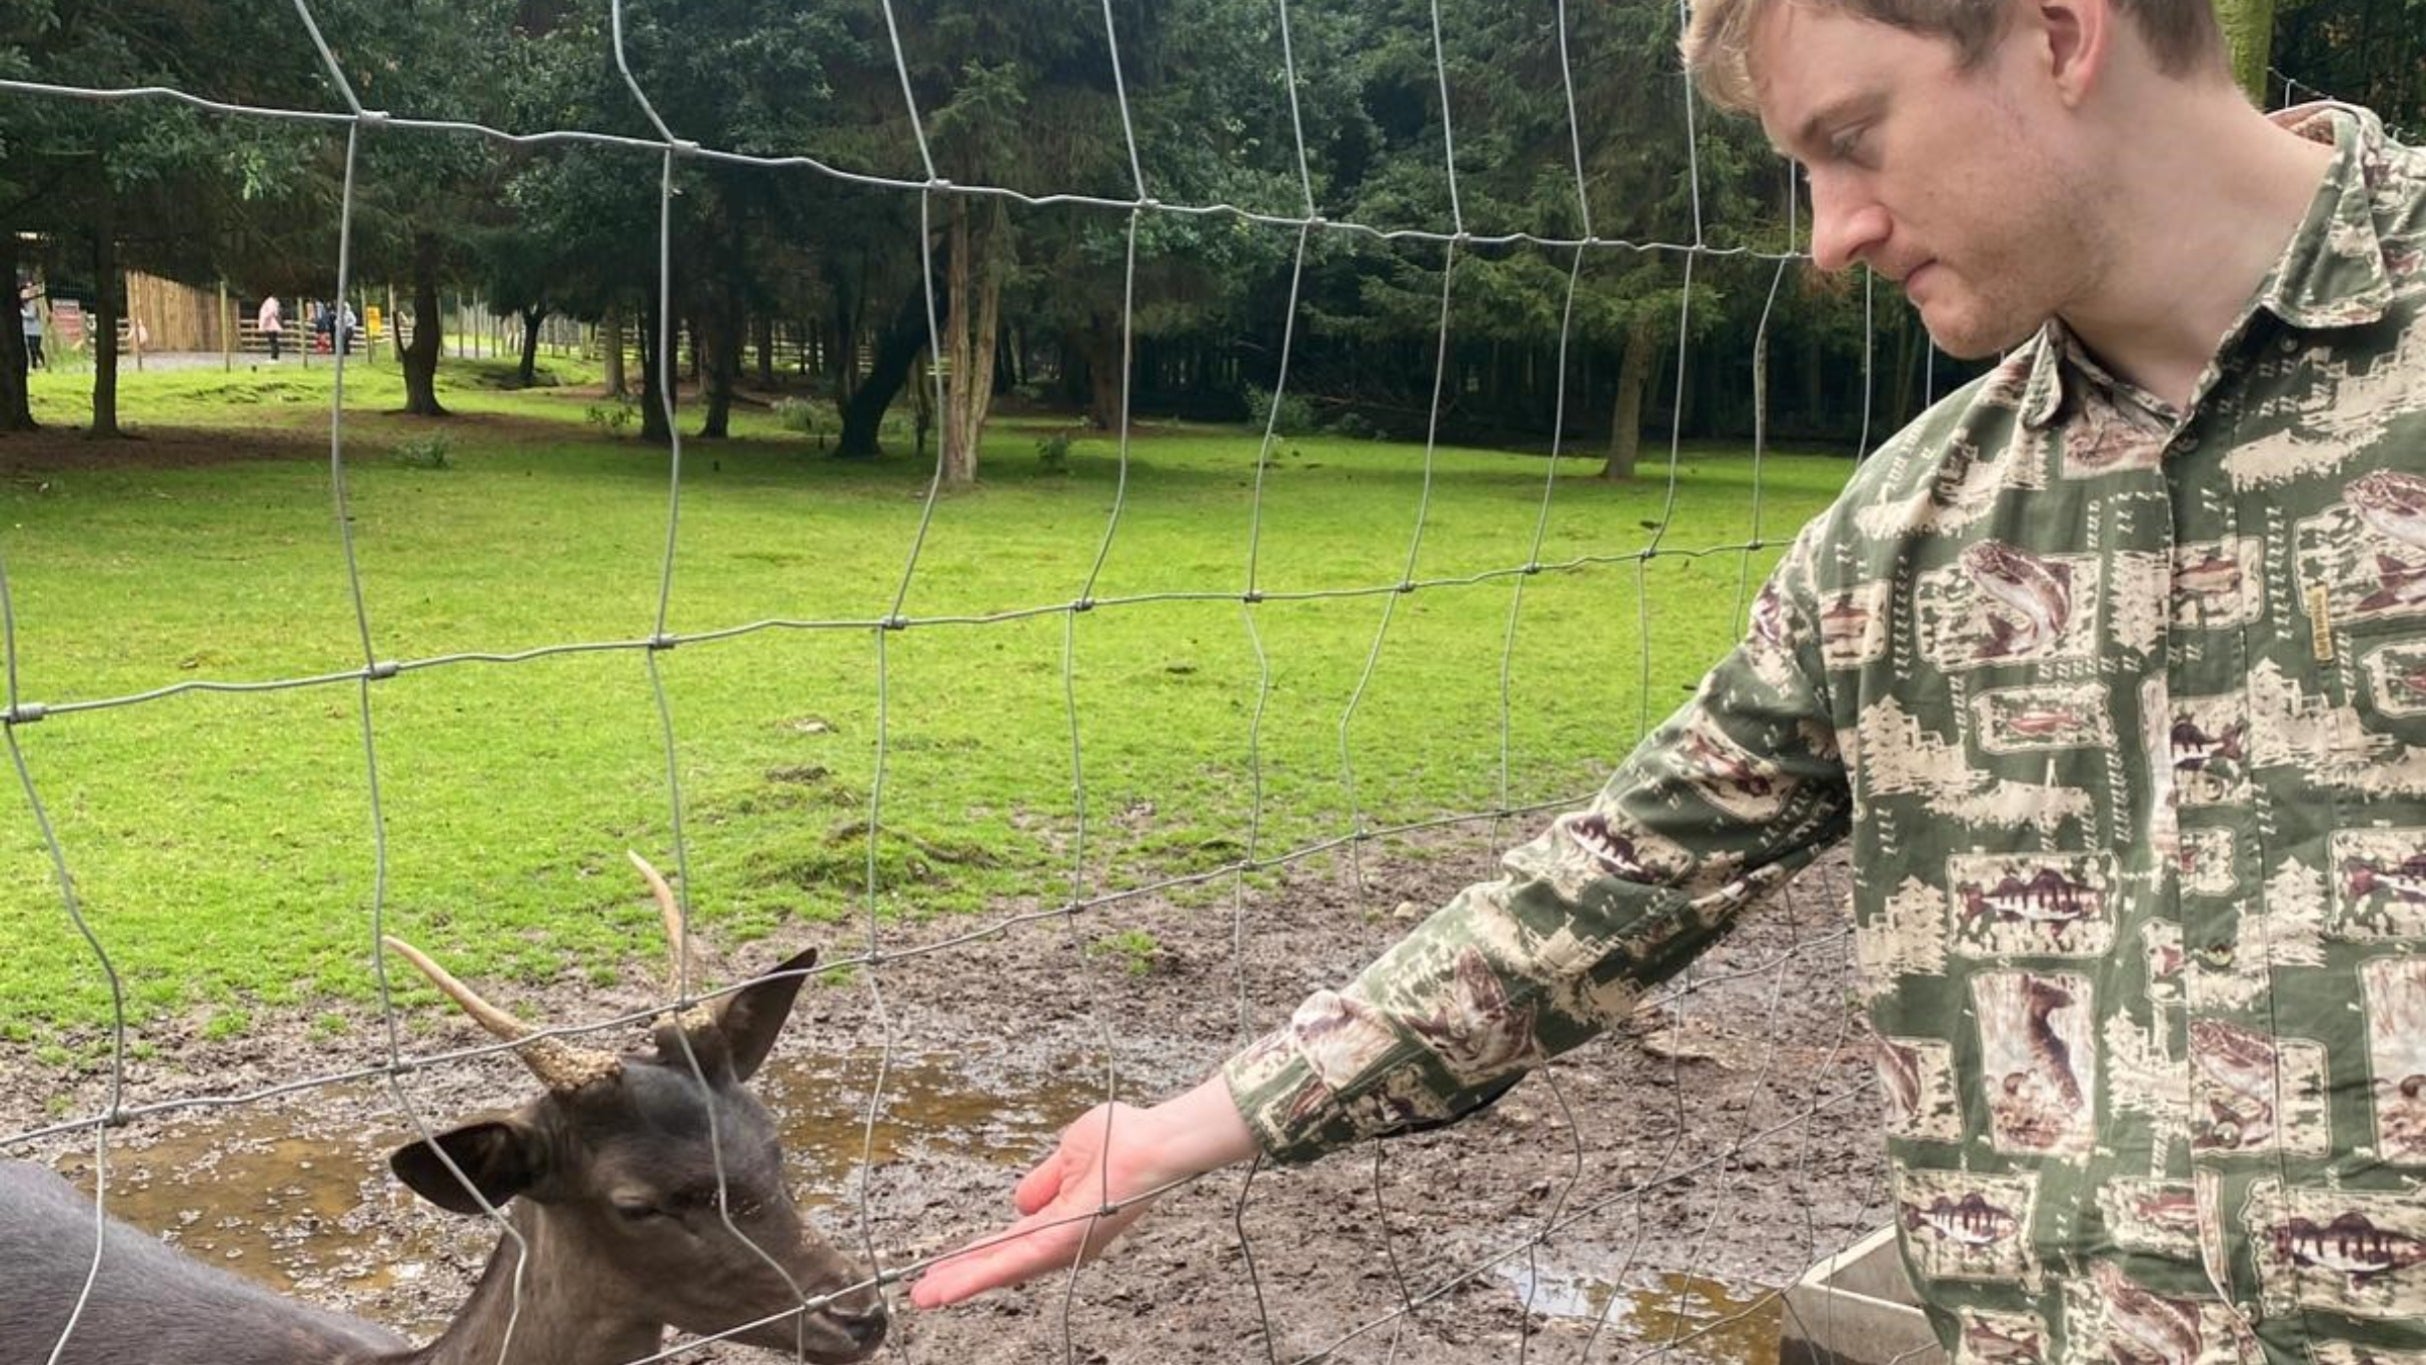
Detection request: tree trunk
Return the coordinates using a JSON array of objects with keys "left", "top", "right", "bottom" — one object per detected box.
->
[
  {"left": 601, "top": 307, "right": 627, "bottom": 397},
  {"left": 0, "top": 308, "right": 26, "bottom": 433},
  {"left": 1600, "top": 317, "right": 1653, "bottom": 480},
  {"left": 0, "top": 236, "right": 31, "bottom": 434},
  {"left": 1081, "top": 317, "right": 1121, "bottom": 430},
  {"left": 1055, "top": 329, "right": 1092, "bottom": 410},
  {"left": 699, "top": 290, "right": 741, "bottom": 440},
  {"left": 401, "top": 236, "right": 448, "bottom": 417},
  {"left": 939, "top": 197, "right": 1008, "bottom": 486},
  {"left": 835, "top": 286, "right": 938, "bottom": 458},
  {"left": 754, "top": 314, "right": 775, "bottom": 388},
  {"left": 89, "top": 189, "right": 123, "bottom": 439},
  {"left": 827, "top": 272, "right": 863, "bottom": 409},
  {"left": 516, "top": 304, "right": 547, "bottom": 388},
  {"left": 639, "top": 297, "right": 671, "bottom": 444}
]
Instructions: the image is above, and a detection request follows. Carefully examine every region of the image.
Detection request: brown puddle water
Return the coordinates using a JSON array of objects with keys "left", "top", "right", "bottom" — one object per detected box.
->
[
  {"left": 51, "top": 1048, "right": 1100, "bottom": 1308},
  {"left": 1495, "top": 1261, "right": 1781, "bottom": 1363}
]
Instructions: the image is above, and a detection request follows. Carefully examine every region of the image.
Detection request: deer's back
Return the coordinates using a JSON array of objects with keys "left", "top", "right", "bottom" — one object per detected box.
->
[{"left": 0, "top": 1159, "right": 411, "bottom": 1365}]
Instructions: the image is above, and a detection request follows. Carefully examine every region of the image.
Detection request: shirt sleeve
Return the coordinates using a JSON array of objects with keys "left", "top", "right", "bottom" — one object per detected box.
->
[{"left": 1223, "top": 520, "right": 1853, "bottom": 1163}]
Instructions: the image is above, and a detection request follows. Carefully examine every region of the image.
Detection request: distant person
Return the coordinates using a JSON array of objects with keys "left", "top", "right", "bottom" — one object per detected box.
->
[
  {"left": 18, "top": 288, "right": 41, "bottom": 371},
  {"left": 338, "top": 301, "right": 358, "bottom": 355},
  {"left": 257, "top": 294, "right": 283, "bottom": 361},
  {"left": 312, "top": 300, "right": 333, "bottom": 353}
]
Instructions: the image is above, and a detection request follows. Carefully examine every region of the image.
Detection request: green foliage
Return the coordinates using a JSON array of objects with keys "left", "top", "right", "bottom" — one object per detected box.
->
[
  {"left": 1087, "top": 929, "right": 1165, "bottom": 978},
  {"left": 392, "top": 433, "right": 453, "bottom": 469},
  {"left": 773, "top": 397, "right": 822, "bottom": 435},
  {"left": 586, "top": 397, "right": 638, "bottom": 435},
  {"left": 1034, "top": 430, "right": 1076, "bottom": 473},
  {"left": 1243, "top": 385, "right": 1317, "bottom": 438}
]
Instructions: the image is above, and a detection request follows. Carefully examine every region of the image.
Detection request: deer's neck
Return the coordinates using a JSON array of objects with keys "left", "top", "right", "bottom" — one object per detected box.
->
[{"left": 401, "top": 1205, "right": 664, "bottom": 1365}]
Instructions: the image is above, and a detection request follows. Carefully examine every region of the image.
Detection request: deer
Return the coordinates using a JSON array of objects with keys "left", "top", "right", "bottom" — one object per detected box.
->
[{"left": 0, "top": 852, "right": 889, "bottom": 1365}]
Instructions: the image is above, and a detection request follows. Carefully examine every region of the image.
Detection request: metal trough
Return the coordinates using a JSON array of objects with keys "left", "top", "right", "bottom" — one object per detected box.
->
[{"left": 1776, "top": 1226, "right": 1946, "bottom": 1365}]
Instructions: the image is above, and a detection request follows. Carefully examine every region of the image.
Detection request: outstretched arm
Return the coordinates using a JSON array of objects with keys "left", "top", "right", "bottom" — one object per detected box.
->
[
  {"left": 915, "top": 520, "right": 1850, "bottom": 1306},
  {"left": 908, "top": 1073, "right": 1257, "bottom": 1308}
]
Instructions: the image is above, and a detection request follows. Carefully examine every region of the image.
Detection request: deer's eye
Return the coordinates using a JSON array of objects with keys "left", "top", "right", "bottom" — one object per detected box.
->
[{"left": 612, "top": 1199, "right": 668, "bottom": 1223}]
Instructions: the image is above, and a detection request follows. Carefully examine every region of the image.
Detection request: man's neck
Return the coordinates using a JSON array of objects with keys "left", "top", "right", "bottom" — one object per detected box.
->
[{"left": 2057, "top": 94, "right": 2338, "bottom": 411}]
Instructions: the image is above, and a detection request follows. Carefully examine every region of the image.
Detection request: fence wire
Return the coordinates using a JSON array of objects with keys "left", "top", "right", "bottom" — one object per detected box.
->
[{"left": 0, "top": 0, "right": 1914, "bottom": 1361}]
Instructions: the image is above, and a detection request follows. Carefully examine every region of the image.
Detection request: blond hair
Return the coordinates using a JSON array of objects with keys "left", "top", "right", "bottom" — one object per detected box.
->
[{"left": 1681, "top": 0, "right": 2227, "bottom": 112}]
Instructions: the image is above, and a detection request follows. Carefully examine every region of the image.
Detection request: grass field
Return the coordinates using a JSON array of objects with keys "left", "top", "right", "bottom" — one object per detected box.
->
[{"left": 0, "top": 354, "right": 1853, "bottom": 1049}]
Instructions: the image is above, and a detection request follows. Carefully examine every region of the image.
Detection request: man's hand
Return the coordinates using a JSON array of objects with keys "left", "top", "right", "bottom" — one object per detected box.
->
[{"left": 909, "top": 1073, "right": 1259, "bottom": 1308}]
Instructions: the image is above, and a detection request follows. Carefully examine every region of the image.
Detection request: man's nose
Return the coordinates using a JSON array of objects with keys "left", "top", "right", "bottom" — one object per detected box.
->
[{"left": 1807, "top": 173, "right": 1889, "bottom": 274}]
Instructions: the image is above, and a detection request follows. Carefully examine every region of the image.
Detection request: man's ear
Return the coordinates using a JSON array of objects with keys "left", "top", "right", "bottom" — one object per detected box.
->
[
  {"left": 391, "top": 1118, "right": 546, "bottom": 1216},
  {"left": 2033, "top": 0, "right": 2115, "bottom": 106},
  {"left": 699, "top": 946, "right": 818, "bottom": 1083}
]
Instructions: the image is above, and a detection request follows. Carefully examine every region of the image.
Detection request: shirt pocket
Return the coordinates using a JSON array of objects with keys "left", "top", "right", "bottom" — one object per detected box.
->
[{"left": 2290, "top": 501, "right": 2426, "bottom": 773}]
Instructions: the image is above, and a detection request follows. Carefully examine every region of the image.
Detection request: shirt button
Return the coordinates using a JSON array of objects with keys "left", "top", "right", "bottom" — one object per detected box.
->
[{"left": 2278, "top": 334, "right": 2301, "bottom": 355}]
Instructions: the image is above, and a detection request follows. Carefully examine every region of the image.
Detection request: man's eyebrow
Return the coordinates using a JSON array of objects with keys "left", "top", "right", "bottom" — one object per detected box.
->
[{"left": 1773, "top": 91, "right": 1887, "bottom": 159}]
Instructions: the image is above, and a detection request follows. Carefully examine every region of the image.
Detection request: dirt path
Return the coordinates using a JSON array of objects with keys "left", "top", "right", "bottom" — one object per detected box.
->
[{"left": 2, "top": 835, "right": 1888, "bottom": 1363}]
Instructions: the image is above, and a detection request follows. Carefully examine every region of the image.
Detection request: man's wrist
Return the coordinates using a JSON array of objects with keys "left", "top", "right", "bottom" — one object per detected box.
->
[{"left": 1139, "top": 1073, "right": 1260, "bottom": 1181}]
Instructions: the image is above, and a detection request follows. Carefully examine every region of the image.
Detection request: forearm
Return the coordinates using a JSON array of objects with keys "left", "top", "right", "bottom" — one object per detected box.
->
[
  {"left": 1224, "top": 524, "right": 1853, "bottom": 1166},
  {"left": 1143, "top": 1072, "right": 1261, "bottom": 1179}
]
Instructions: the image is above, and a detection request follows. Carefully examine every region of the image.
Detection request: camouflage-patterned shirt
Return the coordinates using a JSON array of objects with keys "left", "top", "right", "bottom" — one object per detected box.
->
[{"left": 1224, "top": 103, "right": 2426, "bottom": 1362}]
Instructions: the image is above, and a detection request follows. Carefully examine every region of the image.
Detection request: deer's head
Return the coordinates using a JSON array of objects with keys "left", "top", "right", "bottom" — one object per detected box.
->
[{"left": 383, "top": 854, "right": 887, "bottom": 1363}]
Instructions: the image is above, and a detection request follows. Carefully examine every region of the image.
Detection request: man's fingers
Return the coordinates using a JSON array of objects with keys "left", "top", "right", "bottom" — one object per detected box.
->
[
  {"left": 911, "top": 1191, "right": 1156, "bottom": 1309},
  {"left": 910, "top": 1211, "right": 1084, "bottom": 1308},
  {"left": 1011, "top": 1145, "right": 1072, "bottom": 1216}
]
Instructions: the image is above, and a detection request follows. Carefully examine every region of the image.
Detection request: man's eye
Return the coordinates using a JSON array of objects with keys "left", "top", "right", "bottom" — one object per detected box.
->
[
  {"left": 614, "top": 1201, "right": 667, "bottom": 1222},
  {"left": 1829, "top": 127, "right": 1867, "bottom": 162}
]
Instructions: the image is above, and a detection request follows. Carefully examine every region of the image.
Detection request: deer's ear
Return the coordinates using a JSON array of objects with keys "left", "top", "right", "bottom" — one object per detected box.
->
[
  {"left": 390, "top": 1118, "right": 546, "bottom": 1216},
  {"left": 705, "top": 946, "right": 818, "bottom": 1083}
]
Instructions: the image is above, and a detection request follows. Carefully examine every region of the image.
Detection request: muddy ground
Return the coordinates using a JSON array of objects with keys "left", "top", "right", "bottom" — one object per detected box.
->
[{"left": 2, "top": 834, "right": 1889, "bottom": 1363}]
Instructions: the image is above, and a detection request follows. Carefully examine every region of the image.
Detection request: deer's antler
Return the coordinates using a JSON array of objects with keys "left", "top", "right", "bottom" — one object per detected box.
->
[
  {"left": 383, "top": 936, "right": 622, "bottom": 1092},
  {"left": 628, "top": 850, "right": 718, "bottom": 1033},
  {"left": 626, "top": 849, "right": 692, "bottom": 995}
]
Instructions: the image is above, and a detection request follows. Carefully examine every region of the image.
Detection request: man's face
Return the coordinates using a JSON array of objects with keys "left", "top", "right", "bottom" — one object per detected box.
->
[{"left": 1751, "top": 3, "right": 2102, "bottom": 358}]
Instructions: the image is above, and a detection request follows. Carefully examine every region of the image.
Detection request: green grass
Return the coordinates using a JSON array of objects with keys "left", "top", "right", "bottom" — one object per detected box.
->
[{"left": 0, "top": 356, "right": 1854, "bottom": 1040}]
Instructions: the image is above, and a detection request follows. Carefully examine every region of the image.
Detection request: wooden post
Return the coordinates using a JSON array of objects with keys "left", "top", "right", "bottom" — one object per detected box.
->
[{"left": 220, "top": 279, "right": 232, "bottom": 371}]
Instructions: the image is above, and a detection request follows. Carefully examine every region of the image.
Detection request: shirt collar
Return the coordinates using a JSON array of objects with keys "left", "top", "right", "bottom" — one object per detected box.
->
[
  {"left": 2018, "top": 102, "right": 2389, "bottom": 431},
  {"left": 2257, "top": 102, "right": 2394, "bottom": 330}
]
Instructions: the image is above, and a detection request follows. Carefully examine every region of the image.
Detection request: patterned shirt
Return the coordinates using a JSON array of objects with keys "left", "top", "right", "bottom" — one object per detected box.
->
[{"left": 1224, "top": 103, "right": 2426, "bottom": 1363}]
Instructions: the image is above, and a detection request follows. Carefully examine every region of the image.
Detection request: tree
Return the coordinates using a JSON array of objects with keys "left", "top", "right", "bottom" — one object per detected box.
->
[{"left": 0, "top": 0, "right": 329, "bottom": 436}]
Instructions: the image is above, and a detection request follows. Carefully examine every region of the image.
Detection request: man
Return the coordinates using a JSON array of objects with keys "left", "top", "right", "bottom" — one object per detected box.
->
[{"left": 915, "top": 0, "right": 2426, "bottom": 1355}]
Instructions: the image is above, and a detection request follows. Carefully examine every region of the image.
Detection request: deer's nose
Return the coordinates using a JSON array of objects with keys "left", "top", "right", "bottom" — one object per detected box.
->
[{"left": 829, "top": 1296, "right": 888, "bottom": 1352}]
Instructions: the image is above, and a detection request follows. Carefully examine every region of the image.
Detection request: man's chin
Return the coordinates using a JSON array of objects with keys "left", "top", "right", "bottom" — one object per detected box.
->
[{"left": 1917, "top": 310, "right": 2039, "bottom": 362}]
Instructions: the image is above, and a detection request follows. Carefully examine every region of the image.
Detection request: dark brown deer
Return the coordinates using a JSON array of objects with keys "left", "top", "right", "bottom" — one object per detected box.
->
[{"left": 0, "top": 853, "right": 888, "bottom": 1364}]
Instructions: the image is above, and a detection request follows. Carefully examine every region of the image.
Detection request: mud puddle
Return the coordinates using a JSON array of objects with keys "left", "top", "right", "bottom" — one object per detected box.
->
[{"left": 1496, "top": 1262, "right": 1781, "bottom": 1362}]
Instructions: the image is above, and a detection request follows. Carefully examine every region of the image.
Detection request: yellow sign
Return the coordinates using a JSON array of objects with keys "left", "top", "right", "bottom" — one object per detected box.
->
[{"left": 365, "top": 305, "right": 382, "bottom": 338}]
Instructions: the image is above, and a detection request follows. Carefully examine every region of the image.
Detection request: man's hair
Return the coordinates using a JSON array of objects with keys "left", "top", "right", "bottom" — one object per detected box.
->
[{"left": 1681, "top": 0, "right": 2227, "bottom": 113}]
